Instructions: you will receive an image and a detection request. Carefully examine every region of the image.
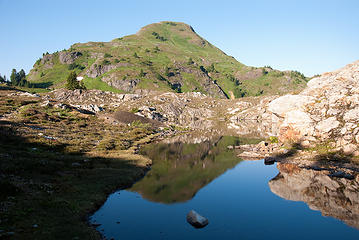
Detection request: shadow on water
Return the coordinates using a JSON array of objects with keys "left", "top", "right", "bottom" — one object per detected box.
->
[
  {"left": 268, "top": 142, "right": 359, "bottom": 230},
  {"left": 130, "top": 135, "right": 250, "bottom": 203}
]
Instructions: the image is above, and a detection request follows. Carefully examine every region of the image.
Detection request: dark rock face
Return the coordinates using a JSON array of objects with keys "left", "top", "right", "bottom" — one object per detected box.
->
[
  {"left": 269, "top": 163, "right": 359, "bottom": 229},
  {"left": 86, "top": 64, "right": 117, "bottom": 78},
  {"left": 40, "top": 54, "right": 54, "bottom": 69},
  {"left": 59, "top": 51, "right": 82, "bottom": 64}
]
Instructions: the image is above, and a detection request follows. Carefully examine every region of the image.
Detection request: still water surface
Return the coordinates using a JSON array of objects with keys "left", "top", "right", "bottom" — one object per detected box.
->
[{"left": 91, "top": 136, "right": 359, "bottom": 239}]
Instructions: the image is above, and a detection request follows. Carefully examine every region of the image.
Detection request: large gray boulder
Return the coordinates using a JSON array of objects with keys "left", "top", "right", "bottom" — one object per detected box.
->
[{"left": 267, "top": 94, "right": 314, "bottom": 118}]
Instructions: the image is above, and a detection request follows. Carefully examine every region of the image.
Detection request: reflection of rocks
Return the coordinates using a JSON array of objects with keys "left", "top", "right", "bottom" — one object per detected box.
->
[
  {"left": 269, "top": 163, "right": 359, "bottom": 229},
  {"left": 162, "top": 133, "right": 218, "bottom": 144},
  {"left": 227, "top": 96, "right": 279, "bottom": 138}
]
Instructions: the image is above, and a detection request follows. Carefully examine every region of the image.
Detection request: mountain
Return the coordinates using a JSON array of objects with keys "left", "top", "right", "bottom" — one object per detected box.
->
[{"left": 27, "top": 21, "right": 308, "bottom": 98}]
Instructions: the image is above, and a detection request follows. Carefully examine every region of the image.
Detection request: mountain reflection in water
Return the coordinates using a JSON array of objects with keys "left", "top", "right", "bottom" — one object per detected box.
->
[
  {"left": 269, "top": 163, "right": 359, "bottom": 229},
  {"left": 131, "top": 135, "right": 261, "bottom": 203}
]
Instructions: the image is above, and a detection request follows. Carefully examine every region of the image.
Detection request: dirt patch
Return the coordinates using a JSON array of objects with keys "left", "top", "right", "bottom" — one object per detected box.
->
[{"left": 112, "top": 111, "right": 163, "bottom": 127}]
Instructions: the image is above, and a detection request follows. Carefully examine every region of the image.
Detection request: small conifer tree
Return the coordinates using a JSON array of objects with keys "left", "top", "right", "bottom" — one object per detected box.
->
[{"left": 65, "top": 71, "right": 86, "bottom": 90}]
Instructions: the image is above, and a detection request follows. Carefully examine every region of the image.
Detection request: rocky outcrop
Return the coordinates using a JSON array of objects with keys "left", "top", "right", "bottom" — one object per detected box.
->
[
  {"left": 267, "top": 60, "right": 359, "bottom": 148},
  {"left": 48, "top": 89, "right": 219, "bottom": 130},
  {"left": 59, "top": 51, "right": 82, "bottom": 64},
  {"left": 135, "top": 106, "right": 167, "bottom": 122},
  {"left": 103, "top": 75, "right": 139, "bottom": 92},
  {"left": 40, "top": 54, "right": 54, "bottom": 69},
  {"left": 85, "top": 64, "right": 117, "bottom": 78},
  {"left": 269, "top": 163, "right": 359, "bottom": 229},
  {"left": 227, "top": 60, "right": 359, "bottom": 149}
]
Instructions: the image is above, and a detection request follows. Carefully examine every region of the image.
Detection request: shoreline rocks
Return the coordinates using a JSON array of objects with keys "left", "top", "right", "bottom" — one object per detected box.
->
[{"left": 228, "top": 60, "right": 359, "bottom": 153}]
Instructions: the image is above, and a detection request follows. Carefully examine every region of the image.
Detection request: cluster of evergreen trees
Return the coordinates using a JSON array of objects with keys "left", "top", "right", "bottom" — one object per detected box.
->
[
  {"left": 2, "top": 67, "right": 88, "bottom": 91},
  {"left": 2, "top": 69, "right": 86, "bottom": 91},
  {"left": 10, "top": 69, "right": 32, "bottom": 87}
]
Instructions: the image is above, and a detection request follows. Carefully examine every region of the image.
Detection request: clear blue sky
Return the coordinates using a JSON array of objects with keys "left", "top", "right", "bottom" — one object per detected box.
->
[{"left": 1, "top": 0, "right": 358, "bottom": 78}]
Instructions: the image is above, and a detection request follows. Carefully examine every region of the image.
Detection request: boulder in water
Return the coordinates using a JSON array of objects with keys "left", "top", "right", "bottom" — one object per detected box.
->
[{"left": 186, "top": 210, "right": 209, "bottom": 228}]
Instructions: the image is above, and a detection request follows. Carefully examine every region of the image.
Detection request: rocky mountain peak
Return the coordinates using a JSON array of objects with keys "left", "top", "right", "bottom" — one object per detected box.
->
[{"left": 27, "top": 21, "right": 307, "bottom": 98}]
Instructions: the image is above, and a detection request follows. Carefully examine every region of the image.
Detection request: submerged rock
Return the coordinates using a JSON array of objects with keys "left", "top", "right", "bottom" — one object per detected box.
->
[{"left": 186, "top": 210, "right": 209, "bottom": 228}]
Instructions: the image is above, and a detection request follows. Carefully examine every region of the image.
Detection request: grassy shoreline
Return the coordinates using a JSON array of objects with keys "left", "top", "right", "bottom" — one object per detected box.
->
[
  {"left": 0, "top": 119, "right": 163, "bottom": 239},
  {"left": 0, "top": 88, "right": 171, "bottom": 239}
]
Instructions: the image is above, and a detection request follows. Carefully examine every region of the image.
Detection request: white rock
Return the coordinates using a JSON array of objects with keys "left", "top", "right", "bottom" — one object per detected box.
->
[
  {"left": 315, "top": 117, "right": 340, "bottom": 133},
  {"left": 343, "top": 144, "right": 357, "bottom": 155},
  {"left": 300, "top": 140, "right": 311, "bottom": 148},
  {"left": 344, "top": 108, "right": 359, "bottom": 122},
  {"left": 283, "top": 110, "right": 314, "bottom": 136},
  {"left": 268, "top": 95, "right": 314, "bottom": 117},
  {"left": 327, "top": 107, "right": 340, "bottom": 116}
]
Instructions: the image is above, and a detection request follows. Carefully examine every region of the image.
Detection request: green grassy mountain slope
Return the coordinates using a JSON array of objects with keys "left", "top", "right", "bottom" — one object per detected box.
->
[{"left": 28, "top": 21, "right": 308, "bottom": 98}]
